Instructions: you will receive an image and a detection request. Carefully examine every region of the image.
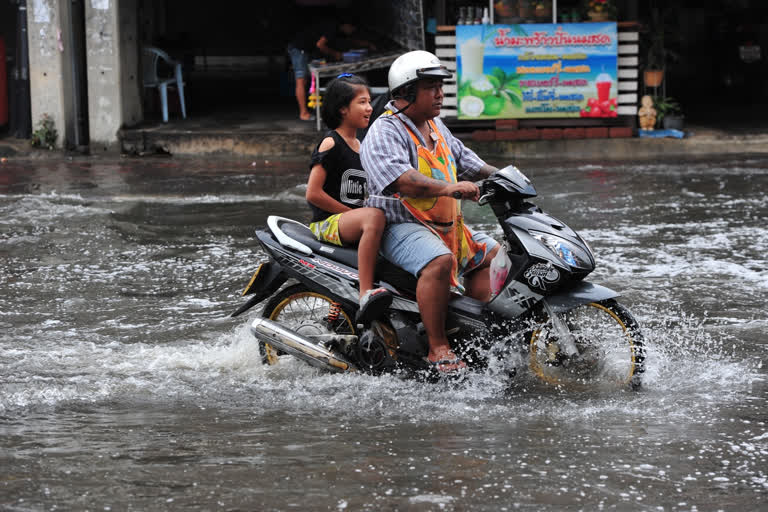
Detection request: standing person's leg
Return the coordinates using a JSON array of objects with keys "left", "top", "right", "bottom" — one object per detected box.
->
[
  {"left": 295, "top": 77, "right": 311, "bottom": 120},
  {"left": 288, "top": 47, "right": 312, "bottom": 120}
]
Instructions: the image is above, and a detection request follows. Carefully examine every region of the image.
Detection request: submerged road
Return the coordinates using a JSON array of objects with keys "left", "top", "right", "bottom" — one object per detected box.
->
[{"left": 1, "top": 156, "right": 766, "bottom": 510}]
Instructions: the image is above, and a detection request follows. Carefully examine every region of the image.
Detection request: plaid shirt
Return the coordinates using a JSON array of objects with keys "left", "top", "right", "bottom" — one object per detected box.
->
[{"left": 360, "top": 101, "right": 487, "bottom": 224}]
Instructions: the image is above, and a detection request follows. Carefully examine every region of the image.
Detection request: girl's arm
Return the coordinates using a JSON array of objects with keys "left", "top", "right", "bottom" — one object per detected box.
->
[
  {"left": 306, "top": 164, "right": 352, "bottom": 214},
  {"left": 306, "top": 136, "right": 350, "bottom": 214}
]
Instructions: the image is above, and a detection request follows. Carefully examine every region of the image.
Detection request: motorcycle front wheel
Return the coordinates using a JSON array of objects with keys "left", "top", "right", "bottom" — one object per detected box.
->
[
  {"left": 259, "top": 283, "right": 356, "bottom": 365},
  {"left": 528, "top": 299, "right": 645, "bottom": 390}
]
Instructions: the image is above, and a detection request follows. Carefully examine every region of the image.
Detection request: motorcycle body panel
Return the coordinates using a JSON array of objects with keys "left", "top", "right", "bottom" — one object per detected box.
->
[
  {"left": 230, "top": 260, "right": 287, "bottom": 317},
  {"left": 543, "top": 282, "right": 620, "bottom": 313}
]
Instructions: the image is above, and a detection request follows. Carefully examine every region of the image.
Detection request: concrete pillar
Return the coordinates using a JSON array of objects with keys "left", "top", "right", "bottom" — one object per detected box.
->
[
  {"left": 84, "top": 0, "right": 141, "bottom": 150},
  {"left": 26, "top": 0, "right": 70, "bottom": 148}
]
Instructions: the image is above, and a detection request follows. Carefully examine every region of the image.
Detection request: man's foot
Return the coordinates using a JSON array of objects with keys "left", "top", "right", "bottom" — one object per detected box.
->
[
  {"left": 356, "top": 288, "right": 392, "bottom": 325},
  {"left": 423, "top": 356, "right": 467, "bottom": 375},
  {"left": 299, "top": 112, "right": 315, "bottom": 121}
]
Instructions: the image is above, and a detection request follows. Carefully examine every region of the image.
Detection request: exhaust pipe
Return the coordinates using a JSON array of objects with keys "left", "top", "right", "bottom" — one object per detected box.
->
[{"left": 250, "top": 318, "right": 356, "bottom": 373}]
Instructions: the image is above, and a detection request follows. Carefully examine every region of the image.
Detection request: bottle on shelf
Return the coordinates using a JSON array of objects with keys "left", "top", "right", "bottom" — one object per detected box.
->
[
  {"left": 482, "top": 7, "right": 490, "bottom": 24},
  {"left": 457, "top": 6, "right": 466, "bottom": 25}
]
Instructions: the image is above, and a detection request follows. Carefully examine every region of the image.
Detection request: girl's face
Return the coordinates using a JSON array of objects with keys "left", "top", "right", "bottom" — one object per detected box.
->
[{"left": 340, "top": 86, "right": 373, "bottom": 129}]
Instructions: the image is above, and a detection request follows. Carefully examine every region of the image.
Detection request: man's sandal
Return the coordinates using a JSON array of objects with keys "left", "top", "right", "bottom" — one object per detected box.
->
[{"left": 423, "top": 357, "right": 467, "bottom": 375}]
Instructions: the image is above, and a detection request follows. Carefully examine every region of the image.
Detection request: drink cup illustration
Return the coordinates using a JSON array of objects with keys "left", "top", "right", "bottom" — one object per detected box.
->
[
  {"left": 596, "top": 72, "right": 612, "bottom": 102},
  {"left": 460, "top": 38, "right": 485, "bottom": 81}
]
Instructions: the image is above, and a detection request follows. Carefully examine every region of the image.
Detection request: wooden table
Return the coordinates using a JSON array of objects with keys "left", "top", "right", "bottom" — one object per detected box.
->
[{"left": 308, "top": 52, "right": 400, "bottom": 130}]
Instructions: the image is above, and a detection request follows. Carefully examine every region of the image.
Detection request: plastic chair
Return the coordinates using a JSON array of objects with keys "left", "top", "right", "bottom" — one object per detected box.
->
[{"left": 143, "top": 46, "right": 187, "bottom": 123}]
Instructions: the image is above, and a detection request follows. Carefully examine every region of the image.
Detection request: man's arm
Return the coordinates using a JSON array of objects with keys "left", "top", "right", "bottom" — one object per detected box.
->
[
  {"left": 475, "top": 164, "right": 498, "bottom": 180},
  {"left": 436, "top": 118, "right": 497, "bottom": 181},
  {"left": 393, "top": 170, "right": 480, "bottom": 200},
  {"left": 316, "top": 36, "right": 342, "bottom": 61}
]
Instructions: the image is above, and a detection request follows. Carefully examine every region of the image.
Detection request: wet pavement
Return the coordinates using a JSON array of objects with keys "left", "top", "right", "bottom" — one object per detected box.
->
[{"left": 0, "top": 156, "right": 766, "bottom": 510}]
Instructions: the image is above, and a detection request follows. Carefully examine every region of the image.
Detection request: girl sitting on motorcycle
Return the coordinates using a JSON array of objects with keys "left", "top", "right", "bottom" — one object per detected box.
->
[{"left": 305, "top": 73, "right": 392, "bottom": 323}]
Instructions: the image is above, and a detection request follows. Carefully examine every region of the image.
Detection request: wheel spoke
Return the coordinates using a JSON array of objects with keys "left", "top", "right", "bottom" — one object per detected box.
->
[
  {"left": 260, "top": 285, "right": 355, "bottom": 365},
  {"left": 529, "top": 301, "right": 642, "bottom": 389}
]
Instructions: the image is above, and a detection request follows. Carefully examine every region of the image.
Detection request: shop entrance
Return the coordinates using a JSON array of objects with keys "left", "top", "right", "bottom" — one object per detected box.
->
[
  {"left": 639, "top": 1, "right": 768, "bottom": 129},
  {"left": 137, "top": 0, "right": 417, "bottom": 127},
  {"left": 1, "top": 0, "right": 31, "bottom": 139}
]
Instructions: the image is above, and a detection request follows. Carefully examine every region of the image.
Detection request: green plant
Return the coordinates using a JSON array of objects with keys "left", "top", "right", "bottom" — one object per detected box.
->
[
  {"left": 458, "top": 66, "right": 522, "bottom": 117},
  {"left": 652, "top": 96, "right": 682, "bottom": 126},
  {"left": 30, "top": 114, "right": 58, "bottom": 150},
  {"left": 642, "top": 6, "right": 680, "bottom": 70},
  {"left": 488, "top": 67, "right": 522, "bottom": 107}
]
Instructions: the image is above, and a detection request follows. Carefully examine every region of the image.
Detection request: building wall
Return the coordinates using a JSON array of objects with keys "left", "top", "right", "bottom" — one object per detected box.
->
[
  {"left": 84, "top": 0, "right": 141, "bottom": 149},
  {"left": 25, "top": 0, "right": 141, "bottom": 149},
  {"left": 26, "top": 0, "right": 69, "bottom": 147}
]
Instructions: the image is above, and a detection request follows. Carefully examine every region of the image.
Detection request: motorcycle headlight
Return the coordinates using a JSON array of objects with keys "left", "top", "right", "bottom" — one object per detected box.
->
[{"left": 530, "top": 231, "right": 593, "bottom": 269}]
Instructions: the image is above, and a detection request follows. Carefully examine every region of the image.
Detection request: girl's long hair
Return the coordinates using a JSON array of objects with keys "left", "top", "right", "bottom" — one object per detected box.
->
[{"left": 321, "top": 74, "right": 370, "bottom": 129}]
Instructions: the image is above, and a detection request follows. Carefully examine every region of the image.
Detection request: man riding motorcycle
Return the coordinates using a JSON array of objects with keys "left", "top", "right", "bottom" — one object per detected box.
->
[{"left": 360, "top": 50, "right": 501, "bottom": 375}]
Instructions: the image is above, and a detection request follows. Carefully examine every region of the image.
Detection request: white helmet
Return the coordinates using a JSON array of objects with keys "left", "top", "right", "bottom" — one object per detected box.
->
[{"left": 388, "top": 50, "right": 452, "bottom": 95}]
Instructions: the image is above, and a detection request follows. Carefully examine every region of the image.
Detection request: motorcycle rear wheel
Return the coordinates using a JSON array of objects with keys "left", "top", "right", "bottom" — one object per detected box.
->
[
  {"left": 528, "top": 299, "right": 645, "bottom": 390},
  {"left": 260, "top": 284, "right": 356, "bottom": 365}
]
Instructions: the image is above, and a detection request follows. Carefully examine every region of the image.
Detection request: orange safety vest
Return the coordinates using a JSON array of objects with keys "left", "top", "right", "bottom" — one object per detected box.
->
[{"left": 394, "top": 116, "right": 487, "bottom": 291}]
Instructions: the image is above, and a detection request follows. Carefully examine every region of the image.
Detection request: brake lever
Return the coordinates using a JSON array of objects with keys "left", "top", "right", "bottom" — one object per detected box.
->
[{"left": 477, "top": 191, "right": 495, "bottom": 206}]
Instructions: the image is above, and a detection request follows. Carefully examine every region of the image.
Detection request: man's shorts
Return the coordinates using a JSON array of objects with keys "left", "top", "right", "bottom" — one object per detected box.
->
[
  {"left": 380, "top": 222, "right": 498, "bottom": 277},
  {"left": 287, "top": 46, "right": 309, "bottom": 80},
  {"left": 310, "top": 213, "right": 343, "bottom": 246}
]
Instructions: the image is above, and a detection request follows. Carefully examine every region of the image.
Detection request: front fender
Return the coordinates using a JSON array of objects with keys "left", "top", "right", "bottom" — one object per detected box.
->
[
  {"left": 230, "top": 261, "right": 287, "bottom": 317},
  {"left": 544, "top": 282, "right": 619, "bottom": 313}
]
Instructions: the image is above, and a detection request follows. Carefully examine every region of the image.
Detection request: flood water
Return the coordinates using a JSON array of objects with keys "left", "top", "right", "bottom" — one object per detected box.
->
[{"left": 1, "top": 156, "right": 766, "bottom": 510}]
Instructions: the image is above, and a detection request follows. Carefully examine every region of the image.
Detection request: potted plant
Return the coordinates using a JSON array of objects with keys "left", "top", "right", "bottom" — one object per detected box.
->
[
  {"left": 653, "top": 96, "right": 684, "bottom": 130},
  {"left": 643, "top": 8, "right": 665, "bottom": 86},
  {"left": 642, "top": 6, "right": 679, "bottom": 87},
  {"left": 585, "top": 0, "right": 617, "bottom": 21}
]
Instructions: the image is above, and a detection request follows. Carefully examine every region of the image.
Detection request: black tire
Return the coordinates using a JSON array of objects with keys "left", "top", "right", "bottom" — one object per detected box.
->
[
  {"left": 528, "top": 299, "right": 645, "bottom": 390},
  {"left": 259, "top": 284, "right": 356, "bottom": 365}
]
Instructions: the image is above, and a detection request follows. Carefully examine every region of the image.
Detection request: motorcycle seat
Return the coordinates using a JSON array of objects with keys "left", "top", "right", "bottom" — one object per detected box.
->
[
  {"left": 278, "top": 220, "right": 419, "bottom": 294},
  {"left": 280, "top": 221, "right": 360, "bottom": 268}
]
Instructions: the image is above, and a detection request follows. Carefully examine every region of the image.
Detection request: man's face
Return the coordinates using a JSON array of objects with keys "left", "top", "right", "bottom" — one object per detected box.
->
[{"left": 410, "top": 78, "right": 444, "bottom": 121}]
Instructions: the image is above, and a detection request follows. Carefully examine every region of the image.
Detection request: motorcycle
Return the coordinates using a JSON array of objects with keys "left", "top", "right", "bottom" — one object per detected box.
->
[{"left": 231, "top": 165, "right": 645, "bottom": 390}]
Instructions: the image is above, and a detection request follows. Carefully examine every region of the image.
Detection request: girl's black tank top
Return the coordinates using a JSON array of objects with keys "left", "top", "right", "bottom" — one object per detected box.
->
[{"left": 308, "top": 130, "right": 367, "bottom": 223}]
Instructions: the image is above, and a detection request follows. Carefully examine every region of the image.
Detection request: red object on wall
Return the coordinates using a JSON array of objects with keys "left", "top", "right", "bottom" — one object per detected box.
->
[{"left": 0, "top": 36, "right": 7, "bottom": 126}]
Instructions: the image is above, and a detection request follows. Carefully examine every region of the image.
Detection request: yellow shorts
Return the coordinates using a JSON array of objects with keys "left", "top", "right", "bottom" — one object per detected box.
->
[{"left": 309, "top": 213, "right": 343, "bottom": 246}]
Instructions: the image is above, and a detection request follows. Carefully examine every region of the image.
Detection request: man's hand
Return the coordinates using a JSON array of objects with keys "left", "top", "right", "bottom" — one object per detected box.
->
[
  {"left": 445, "top": 181, "right": 480, "bottom": 201},
  {"left": 316, "top": 36, "right": 342, "bottom": 61},
  {"left": 477, "top": 164, "right": 498, "bottom": 179},
  {"left": 390, "top": 169, "right": 480, "bottom": 201},
  {"left": 394, "top": 170, "right": 482, "bottom": 200}
]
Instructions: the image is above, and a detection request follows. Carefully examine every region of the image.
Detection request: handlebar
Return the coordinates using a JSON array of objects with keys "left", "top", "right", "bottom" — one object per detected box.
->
[
  {"left": 452, "top": 180, "right": 490, "bottom": 202},
  {"left": 477, "top": 191, "right": 495, "bottom": 206}
]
